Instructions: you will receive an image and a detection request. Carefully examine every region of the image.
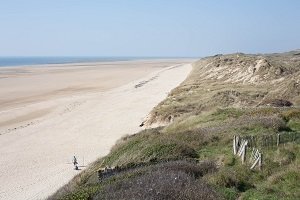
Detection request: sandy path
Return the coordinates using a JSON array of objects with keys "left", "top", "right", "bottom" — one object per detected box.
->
[{"left": 0, "top": 61, "right": 192, "bottom": 200}]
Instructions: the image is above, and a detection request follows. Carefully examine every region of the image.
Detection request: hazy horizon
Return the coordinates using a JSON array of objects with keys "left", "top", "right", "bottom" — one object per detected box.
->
[{"left": 1, "top": 0, "right": 300, "bottom": 57}]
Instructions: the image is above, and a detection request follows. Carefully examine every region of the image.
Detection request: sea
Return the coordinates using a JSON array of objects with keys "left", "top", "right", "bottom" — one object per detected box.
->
[{"left": 0, "top": 57, "right": 162, "bottom": 67}]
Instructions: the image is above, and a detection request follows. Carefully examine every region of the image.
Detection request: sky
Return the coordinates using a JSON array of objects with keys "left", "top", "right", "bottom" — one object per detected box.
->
[{"left": 0, "top": 0, "right": 300, "bottom": 57}]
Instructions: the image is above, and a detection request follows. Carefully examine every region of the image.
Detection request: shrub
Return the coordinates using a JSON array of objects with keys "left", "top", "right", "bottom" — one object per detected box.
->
[
  {"left": 216, "top": 187, "right": 238, "bottom": 200},
  {"left": 281, "top": 109, "right": 300, "bottom": 121},
  {"left": 274, "top": 149, "right": 296, "bottom": 166},
  {"left": 260, "top": 99, "right": 293, "bottom": 107},
  {"left": 210, "top": 166, "right": 254, "bottom": 192},
  {"left": 212, "top": 108, "right": 245, "bottom": 120},
  {"left": 94, "top": 161, "right": 220, "bottom": 200},
  {"left": 102, "top": 127, "right": 200, "bottom": 167}
]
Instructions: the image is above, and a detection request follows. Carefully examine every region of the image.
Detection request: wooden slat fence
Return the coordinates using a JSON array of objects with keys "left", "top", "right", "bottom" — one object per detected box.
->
[
  {"left": 233, "top": 132, "right": 298, "bottom": 170},
  {"left": 238, "top": 132, "right": 299, "bottom": 148},
  {"left": 249, "top": 148, "right": 262, "bottom": 170}
]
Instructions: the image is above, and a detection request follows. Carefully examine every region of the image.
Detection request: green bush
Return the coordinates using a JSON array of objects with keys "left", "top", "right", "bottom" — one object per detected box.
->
[
  {"left": 209, "top": 166, "right": 254, "bottom": 192},
  {"left": 102, "top": 128, "right": 198, "bottom": 167},
  {"left": 216, "top": 187, "right": 239, "bottom": 200},
  {"left": 282, "top": 109, "right": 300, "bottom": 121},
  {"left": 94, "top": 161, "right": 220, "bottom": 200}
]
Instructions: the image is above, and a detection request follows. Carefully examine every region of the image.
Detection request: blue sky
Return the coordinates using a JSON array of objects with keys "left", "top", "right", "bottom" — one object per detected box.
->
[{"left": 0, "top": 0, "right": 299, "bottom": 57}]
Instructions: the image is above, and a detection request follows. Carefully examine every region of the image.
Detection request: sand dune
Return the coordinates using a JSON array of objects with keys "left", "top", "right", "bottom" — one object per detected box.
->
[{"left": 0, "top": 60, "right": 193, "bottom": 200}]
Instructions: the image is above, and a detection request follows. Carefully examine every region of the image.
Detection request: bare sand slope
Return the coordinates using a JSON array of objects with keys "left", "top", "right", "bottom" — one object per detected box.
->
[{"left": 0, "top": 60, "right": 193, "bottom": 200}]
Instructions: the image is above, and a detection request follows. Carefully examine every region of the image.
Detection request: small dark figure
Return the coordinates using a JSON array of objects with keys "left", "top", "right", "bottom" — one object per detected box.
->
[{"left": 72, "top": 156, "right": 78, "bottom": 170}]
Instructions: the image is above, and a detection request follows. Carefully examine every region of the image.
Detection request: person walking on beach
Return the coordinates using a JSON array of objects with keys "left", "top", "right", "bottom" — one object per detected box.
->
[{"left": 72, "top": 156, "right": 78, "bottom": 170}]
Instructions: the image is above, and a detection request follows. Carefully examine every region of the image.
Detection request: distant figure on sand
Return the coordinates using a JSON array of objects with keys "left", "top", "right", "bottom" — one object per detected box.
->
[{"left": 72, "top": 156, "right": 78, "bottom": 170}]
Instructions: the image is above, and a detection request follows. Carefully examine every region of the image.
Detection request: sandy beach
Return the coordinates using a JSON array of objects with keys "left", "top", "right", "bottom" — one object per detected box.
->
[{"left": 0, "top": 59, "right": 193, "bottom": 200}]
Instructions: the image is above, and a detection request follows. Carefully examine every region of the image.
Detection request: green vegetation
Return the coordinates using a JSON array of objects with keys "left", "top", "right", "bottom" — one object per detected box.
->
[{"left": 49, "top": 52, "right": 300, "bottom": 200}]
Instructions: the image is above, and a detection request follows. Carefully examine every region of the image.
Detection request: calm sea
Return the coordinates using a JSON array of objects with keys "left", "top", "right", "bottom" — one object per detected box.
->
[{"left": 0, "top": 57, "right": 150, "bottom": 67}]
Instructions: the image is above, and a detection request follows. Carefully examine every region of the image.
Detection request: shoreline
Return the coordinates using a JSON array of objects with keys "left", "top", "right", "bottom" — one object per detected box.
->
[
  {"left": 0, "top": 59, "right": 194, "bottom": 200},
  {"left": 0, "top": 58, "right": 194, "bottom": 69}
]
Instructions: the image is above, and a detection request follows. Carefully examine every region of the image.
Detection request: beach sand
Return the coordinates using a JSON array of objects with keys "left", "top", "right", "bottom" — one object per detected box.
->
[{"left": 0, "top": 59, "right": 193, "bottom": 200}]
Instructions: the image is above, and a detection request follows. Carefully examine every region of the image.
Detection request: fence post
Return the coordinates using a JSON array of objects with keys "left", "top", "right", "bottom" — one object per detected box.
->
[
  {"left": 277, "top": 133, "right": 280, "bottom": 146},
  {"left": 233, "top": 136, "right": 237, "bottom": 155},
  {"left": 242, "top": 142, "right": 247, "bottom": 164},
  {"left": 250, "top": 151, "right": 259, "bottom": 170},
  {"left": 259, "top": 153, "right": 262, "bottom": 170},
  {"left": 237, "top": 140, "right": 245, "bottom": 156},
  {"left": 233, "top": 135, "right": 240, "bottom": 155}
]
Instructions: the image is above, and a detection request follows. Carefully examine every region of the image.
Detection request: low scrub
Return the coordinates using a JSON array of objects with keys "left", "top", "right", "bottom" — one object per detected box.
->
[
  {"left": 208, "top": 166, "right": 255, "bottom": 192},
  {"left": 94, "top": 160, "right": 220, "bottom": 200},
  {"left": 102, "top": 128, "right": 198, "bottom": 167}
]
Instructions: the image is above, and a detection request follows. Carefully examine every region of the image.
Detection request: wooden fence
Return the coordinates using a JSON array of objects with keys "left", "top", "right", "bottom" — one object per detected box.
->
[
  {"left": 250, "top": 148, "right": 262, "bottom": 170},
  {"left": 233, "top": 132, "right": 299, "bottom": 170},
  {"left": 238, "top": 132, "right": 299, "bottom": 149}
]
